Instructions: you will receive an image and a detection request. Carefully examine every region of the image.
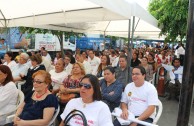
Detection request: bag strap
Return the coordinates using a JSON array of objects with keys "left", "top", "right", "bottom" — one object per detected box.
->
[{"left": 64, "top": 109, "right": 87, "bottom": 126}]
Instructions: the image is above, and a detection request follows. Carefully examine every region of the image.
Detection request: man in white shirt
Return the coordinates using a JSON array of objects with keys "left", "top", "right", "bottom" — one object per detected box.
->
[
  {"left": 12, "top": 53, "right": 29, "bottom": 81},
  {"left": 42, "top": 50, "right": 52, "bottom": 62},
  {"left": 162, "top": 58, "right": 183, "bottom": 100},
  {"left": 176, "top": 43, "right": 185, "bottom": 66},
  {"left": 64, "top": 55, "right": 73, "bottom": 75},
  {"left": 114, "top": 66, "right": 158, "bottom": 126},
  {"left": 109, "top": 50, "right": 117, "bottom": 65},
  {"left": 88, "top": 50, "right": 101, "bottom": 75},
  {"left": 75, "top": 54, "right": 91, "bottom": 74}
]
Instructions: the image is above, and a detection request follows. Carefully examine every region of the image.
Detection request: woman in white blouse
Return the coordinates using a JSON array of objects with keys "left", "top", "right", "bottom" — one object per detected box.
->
[
  {"left": 3, "top": 51, "right": 17, "bottom": 71},
  {"left": 0, "top": 65, "right": 18, "bottom": 125}
]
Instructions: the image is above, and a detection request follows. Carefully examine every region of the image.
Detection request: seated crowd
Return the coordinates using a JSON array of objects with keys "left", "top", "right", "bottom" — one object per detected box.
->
[{"left": 0, "top": 45, "right": 184, "bottom": 126}]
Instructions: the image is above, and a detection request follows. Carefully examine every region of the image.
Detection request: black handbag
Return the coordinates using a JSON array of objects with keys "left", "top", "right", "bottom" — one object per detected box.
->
[{"left": 64, "top": 109, "right": 87, "bottom": 126}]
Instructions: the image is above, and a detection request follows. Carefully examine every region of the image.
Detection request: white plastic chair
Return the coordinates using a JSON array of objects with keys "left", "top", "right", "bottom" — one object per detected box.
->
[
  {"left": 48, "top": 105, "right": 60, "bottom": 126},
  {"left": 149, "top": 73, "right": 156, "bottom": 85},
  {"left": 5, "top": 90, "right": 24, "bottom": 124},
  {"left": 15, "top": 80, "right": 26, "bottom": 90},
  {"left": 153, "top": 99, "right": 163, "bottom": 124}
]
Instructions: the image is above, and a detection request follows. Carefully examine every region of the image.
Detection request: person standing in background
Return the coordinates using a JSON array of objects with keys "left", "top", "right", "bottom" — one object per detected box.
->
[{"left": 0, "top": 38, "right": 7, "bottom": 63}]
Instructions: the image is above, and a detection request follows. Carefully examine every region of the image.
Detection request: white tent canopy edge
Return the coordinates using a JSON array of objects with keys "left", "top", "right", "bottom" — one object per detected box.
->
[{"left": 0, "top": 0, "right": 162, "bottom": 39}]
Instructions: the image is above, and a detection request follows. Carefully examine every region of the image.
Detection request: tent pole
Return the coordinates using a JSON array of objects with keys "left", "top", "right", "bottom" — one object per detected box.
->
[
  {"left": 0, "top": 9, "right": 6, "bottom": 27},
  {"left": 176, "top": 0, "right": 194, "bottom": 126},
  {"left": 127, "top": 19, "right": 132, "bottom": 83},
  {"left": 134, "top": 18, "right": 140, "bottom": 32},
  {"left": 131, "top": 16, "right": 135, "bottom": 47}
]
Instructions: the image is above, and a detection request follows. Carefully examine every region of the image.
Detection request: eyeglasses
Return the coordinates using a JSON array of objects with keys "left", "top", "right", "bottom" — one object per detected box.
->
[
  {"left": 132, "top": 73, "right": 142, "bottom": 76},
  {"left": 79, "top": 83, "right": 92, "bottom": 89},
  {"left": 32, "top": 80, "right": 45, "bottom": 84}
]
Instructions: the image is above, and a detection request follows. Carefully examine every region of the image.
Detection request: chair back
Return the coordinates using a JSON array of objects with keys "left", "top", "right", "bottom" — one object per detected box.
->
[
  {"left": 16, "top": 90, "right": 25, "bottom": 109},
  {"left": 48, "top": 104, "right": 60, "bottom": 126},
  {"left": 153, "top": 99, "right": 163, "bottom": 124},
  {"left": 149, "top": 73, "right": 156, "bottom": 85},
  {"left": 5, "top": 90, "right": 24, "bottom": 124}
]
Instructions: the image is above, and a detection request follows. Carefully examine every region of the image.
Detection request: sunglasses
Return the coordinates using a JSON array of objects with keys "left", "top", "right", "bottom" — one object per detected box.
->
[
  {"left": 79, "top": 83, "right": 92, "bottom": 89},
  {"left": 32, "top": 80, "right": 45, "bottom": 84}
]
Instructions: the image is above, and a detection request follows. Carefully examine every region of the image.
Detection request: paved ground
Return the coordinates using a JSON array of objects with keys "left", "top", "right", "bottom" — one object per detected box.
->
[{"left": 158, "top": 97, "right": 194, "bottom": 126}]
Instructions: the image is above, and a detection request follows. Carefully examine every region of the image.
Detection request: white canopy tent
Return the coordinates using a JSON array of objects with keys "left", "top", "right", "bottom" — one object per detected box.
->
[{"left": 0, "top": 0, "right": 162, "bottom": 39}]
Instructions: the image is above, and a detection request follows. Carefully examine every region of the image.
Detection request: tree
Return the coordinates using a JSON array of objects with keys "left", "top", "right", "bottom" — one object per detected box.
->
[
  {"left": 148, "top": 0, "right": 189, "bottom": 43},
  {"left": 19, "top": 27, "right": 85, "bottom": 57}
]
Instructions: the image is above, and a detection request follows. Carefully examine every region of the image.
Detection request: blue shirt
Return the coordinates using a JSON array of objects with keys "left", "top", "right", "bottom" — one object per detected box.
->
[
  {"left": 99, "top": 79, "right": 123, "bottom": 112},
  {"left": 174, "top": 67, "right": 179, "bottom": 79},
  {"left": 0, "top": 42, "right": 6, "bottom": 57}
]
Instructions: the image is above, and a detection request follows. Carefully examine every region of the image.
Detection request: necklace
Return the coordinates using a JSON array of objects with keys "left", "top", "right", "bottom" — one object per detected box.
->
[
  {"left": 35, "top": 89, "right": 47, "bottom": 99},
  {"left": 81, "top": 99, "right": 92, "bottom": 108}
]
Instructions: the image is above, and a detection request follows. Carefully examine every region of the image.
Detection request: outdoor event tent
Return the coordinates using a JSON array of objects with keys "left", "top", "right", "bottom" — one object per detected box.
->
[{"left": 0, "top": 0, "right": 162, "bottom": 39}]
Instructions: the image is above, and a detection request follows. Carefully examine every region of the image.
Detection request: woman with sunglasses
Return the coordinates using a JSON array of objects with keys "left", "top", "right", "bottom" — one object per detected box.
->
[
  {"left": 59, "top": 74, "right": 113, "bottom": 126},
  {"left": 12, "top": 70, "right": 58, "bottom": 126},
  {"left": 99, "top": 66, "right": 123, "bottom": 112}
]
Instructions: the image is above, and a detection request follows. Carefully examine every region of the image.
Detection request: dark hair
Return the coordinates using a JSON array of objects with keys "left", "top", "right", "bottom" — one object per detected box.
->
[
  {"left": 30, "top": 53, "right": 42, "bottom": 64},
  {"left": 81, "top": 74, "right": 102, "bottom": 101},
  {"left": 41, "top": 47, "right": 45, "bottom": 50},
  {"left": 172, "top": 58, "right": 180, "bottom": 66},
  {"left": 115, "top": 50, "right": 119, "bottom": 55},
  {"left": 143, "top": 57, "right": 148, "bottom": 61},
  {"left": 81, "top": 50, "right": 87, "bottom": 55},
  {"left": 5, "top": 51, "right": 14, "bottom": 60},
  {"left": 0, "top": 65, "right": 13, "bottom": 86},
  {"left": 120, "top": 50, "right": 125, "bottom": 53},
  {"left": 132, "top": 66, "right": 146, "bottom": 75},
  {"left": 138, "top": 52, "right": 144, "bottom": 58},
  {"left": 148, "top": 53, "right": 154, "bottom": 59},
  {"left": 64, "top": 55, "right": 72, "bottom": 62},
  {"left": 111, "top": 50, "right": 116, "bottom": 55},
  {"left": 89, "top": 50, "right": 94, "bottom": 54},
  {"left": 132, "top": 53, "right": 138, "bottom": 60},
  {"left": 119, "top": 55, "right": 127, "bottom": 61},
  {"left": 173, "top": 58, "right": 180, "bottom": 63},
  {"left": 104, "top": 66, "right": 115, "bottom": 74},
  {"left": 95, "top": 51, "right": 100, "bottom": 57}
]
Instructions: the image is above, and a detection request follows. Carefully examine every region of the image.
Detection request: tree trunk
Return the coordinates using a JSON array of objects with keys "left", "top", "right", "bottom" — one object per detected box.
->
[{"left": 57, "top": 34, "right": 64, "bottom": 58}]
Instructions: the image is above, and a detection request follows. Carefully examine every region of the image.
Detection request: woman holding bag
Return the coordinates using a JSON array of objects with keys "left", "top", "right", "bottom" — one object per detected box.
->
[
  {"left": 58, "top": 62, "right": 85, "bottom": 121},
  {"left": 59, "top": 74, "right": 113, "bottom": 126}
]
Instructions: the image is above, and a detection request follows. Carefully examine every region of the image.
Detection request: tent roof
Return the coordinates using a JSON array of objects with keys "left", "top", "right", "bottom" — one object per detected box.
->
[{"left": 0, "top": 0, "right": 162, "bottom": 39}]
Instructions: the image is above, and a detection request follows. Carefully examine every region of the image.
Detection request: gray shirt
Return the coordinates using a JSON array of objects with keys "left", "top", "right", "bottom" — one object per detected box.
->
[{"left": 115, "top": 66, "right": 132, "bottom": 87}]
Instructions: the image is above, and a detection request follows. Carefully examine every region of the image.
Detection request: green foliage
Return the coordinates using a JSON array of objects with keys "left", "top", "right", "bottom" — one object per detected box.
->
[
  {"left": 19, "top": 27, "right": 85, "bottom": 40},
  {"left": 0, "top": 27, "right": 8, "bottom": 34},
  {"left": 105, "top": 35, "right": 128, "bottom": 42},
  {"left": 148, "top": 0, "right": 189, "bottom": 42},
  {"left": 18, "top": 27, "right": 85, "bottom": 57}
]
